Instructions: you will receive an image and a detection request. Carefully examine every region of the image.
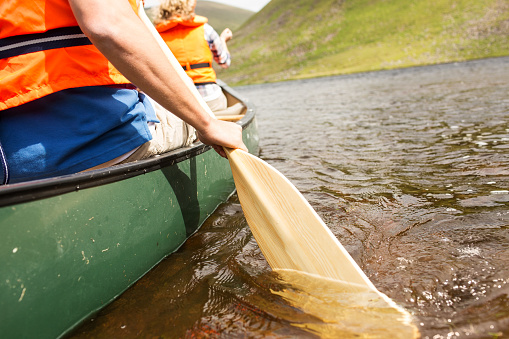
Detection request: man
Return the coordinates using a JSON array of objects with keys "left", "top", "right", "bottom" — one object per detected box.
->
[{"left": 0, "top": 0, "right": 246, "bottom": 184}]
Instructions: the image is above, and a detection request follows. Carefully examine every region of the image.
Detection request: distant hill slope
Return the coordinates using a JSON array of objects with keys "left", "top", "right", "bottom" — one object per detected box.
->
[
  {"left": 145, "top": 1, "right": 254, "bottom": 34},
  {"left": 195, "top": 1, "right": 254, "bottom": 34},
  {"left": 220, "top": 0, "right": 509, "bottom": 85}
]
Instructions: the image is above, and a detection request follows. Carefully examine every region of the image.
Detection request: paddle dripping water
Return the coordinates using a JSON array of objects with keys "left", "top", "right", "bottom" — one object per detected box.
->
[{"left": 225, "top": 148, "right": 419, "bottom": 336}]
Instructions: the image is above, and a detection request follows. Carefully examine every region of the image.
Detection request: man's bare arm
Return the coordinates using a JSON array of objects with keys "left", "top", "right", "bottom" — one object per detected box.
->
[{"left": 69, "top": 0, "right": 247, "bottom": 156}]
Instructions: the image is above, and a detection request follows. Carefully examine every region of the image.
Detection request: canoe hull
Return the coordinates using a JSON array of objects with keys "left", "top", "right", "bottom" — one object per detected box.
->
[{"left": 0, "top": 82, "right": 258, "bottom": 338}]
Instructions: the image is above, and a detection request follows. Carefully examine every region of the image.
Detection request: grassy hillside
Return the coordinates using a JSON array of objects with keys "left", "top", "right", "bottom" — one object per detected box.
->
[
  {"left": 145, "top": 1, "right": 254, "bottom": 34},
  {"left": 219, "top": 0, "right": 509, "bottom": 85},
  {"left": 195, "top": 1, "right": 254, "bottom": 33}
]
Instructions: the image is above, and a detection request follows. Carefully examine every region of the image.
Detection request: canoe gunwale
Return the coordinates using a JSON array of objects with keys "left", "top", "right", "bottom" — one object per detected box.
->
[{"left": 0, "top": 81, "right": 255, "bottom": 207}]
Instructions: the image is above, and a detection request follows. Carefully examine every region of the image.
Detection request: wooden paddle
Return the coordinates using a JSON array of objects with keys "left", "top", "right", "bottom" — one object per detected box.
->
[
  {"left": 139, "top": 8, "right": 419, "bottom": 335},
  {"left": 222, "top": 148, "right": 418, "bottom": 335},
  {"left": 138, "top": 6, "right": 410, "bottom": 303},
  {"left": 139, "top": 8, "right": 374, "bottom": 286}
]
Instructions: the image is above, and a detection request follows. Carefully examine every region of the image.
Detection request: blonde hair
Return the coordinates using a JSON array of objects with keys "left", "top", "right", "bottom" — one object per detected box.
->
[{"left": 155, "top": 0, "right": 194, "bottom": 24}]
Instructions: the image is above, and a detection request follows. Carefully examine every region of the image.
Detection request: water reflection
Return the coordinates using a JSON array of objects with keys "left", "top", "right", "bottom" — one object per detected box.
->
[
  {"left": 70, "top": 57, "right": 509, "bottom": 338},
  {"left": 270, "top": 269, "right": 418, "bottom": 338}
]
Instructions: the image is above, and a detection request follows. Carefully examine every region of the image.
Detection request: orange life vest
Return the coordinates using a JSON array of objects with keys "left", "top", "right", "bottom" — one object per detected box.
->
[
  {"left": 0, "top": 0, "right": 139, "bottom": 111},
  {"left": 156, "top": 16, "right": 216, "bottom": 85}
]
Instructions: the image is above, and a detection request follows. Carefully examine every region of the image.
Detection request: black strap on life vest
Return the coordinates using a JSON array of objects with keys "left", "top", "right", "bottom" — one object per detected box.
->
[
  {"left": 0, "top": 141, "right": 9, "bottom": 186},
  {"left": 194, "top": 81, "right": 216, "bottom": 85},
  {"left": 0, "top": 26, "right": 92, "bottom": 59},
  {"left": 182, "top": 62, "right": 212, "bottom": 71}
]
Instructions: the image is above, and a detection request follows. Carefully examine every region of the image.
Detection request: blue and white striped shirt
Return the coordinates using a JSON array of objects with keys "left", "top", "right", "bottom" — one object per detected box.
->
[{"left": 196, "top": 23, "right": 231, "bottom": 101}]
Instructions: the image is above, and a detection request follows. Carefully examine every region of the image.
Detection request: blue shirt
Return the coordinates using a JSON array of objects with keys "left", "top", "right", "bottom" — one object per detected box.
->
[{"left": 0, "top": 86, "right": 157, "bottom": 184}]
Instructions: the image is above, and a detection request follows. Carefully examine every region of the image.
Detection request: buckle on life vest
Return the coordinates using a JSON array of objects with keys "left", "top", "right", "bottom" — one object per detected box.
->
[{"left": 182, "top": 62, "right": 212, "bottom": 71}]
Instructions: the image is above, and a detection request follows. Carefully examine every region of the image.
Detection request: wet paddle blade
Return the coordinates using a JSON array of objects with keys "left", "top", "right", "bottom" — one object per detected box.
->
[{"left": 225, "top": 148, "right": 376, "bottom": 289}]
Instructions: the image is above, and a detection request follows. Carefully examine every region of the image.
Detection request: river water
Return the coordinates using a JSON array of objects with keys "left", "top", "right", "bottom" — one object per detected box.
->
[{"left": 71, "top": 57, "right": 509, "bottom": 338}]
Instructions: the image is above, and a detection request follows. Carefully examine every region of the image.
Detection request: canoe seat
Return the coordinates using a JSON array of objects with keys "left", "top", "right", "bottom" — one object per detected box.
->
[{"left": 214, "top": 102, "right": 245, "bottom": 117}]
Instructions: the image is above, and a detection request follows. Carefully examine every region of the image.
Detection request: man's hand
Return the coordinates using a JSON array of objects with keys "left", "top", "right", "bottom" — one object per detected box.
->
[{"left": 196, "top": 119, "right": 247, "bottom": 158}]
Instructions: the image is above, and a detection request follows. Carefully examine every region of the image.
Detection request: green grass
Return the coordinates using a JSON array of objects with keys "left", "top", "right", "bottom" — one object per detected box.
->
[{"left": 219, "top": 0, "right": 509, "bottom": 85}]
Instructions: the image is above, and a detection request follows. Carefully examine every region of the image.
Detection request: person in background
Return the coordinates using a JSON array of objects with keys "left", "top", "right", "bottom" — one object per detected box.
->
[
  {"left": 0, "top": 0, "right": 246, "bottom": 185},
  {"left": 154, "top": 0, "right": 234, "bottom": 113}
]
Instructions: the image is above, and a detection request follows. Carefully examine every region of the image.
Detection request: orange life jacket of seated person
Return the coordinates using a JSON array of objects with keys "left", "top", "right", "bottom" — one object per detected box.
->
[
  {"left": 0, "top": 0, "right": 139, "bottom": 111},
  {"left": 156, "top": 15, "right": 216, "bottom": 85}
]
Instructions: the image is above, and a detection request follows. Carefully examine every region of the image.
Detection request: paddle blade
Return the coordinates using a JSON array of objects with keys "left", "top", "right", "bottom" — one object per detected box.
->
[{"left": 225, "top": 148, "right": 375, "bottom": 289}]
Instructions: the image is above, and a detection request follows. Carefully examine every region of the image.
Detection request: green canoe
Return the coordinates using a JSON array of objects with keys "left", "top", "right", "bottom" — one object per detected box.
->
[{"left": 0, "top": 81, "right": 259, "bottom": 339}]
